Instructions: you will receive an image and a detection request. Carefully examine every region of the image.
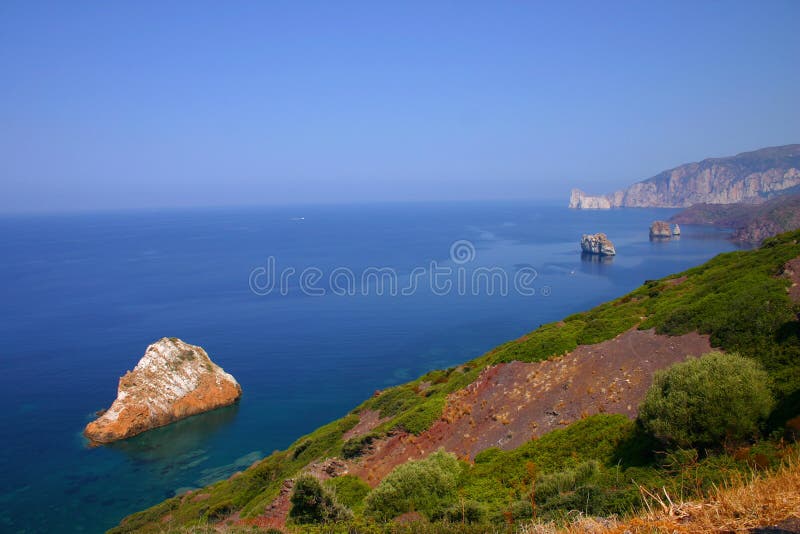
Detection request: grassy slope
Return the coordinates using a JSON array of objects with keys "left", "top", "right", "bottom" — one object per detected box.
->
[{"left": 111, "top": 230, "right": 800, "bottom": 533}]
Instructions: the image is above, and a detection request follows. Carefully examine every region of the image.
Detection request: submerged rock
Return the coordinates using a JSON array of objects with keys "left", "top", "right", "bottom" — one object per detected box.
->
[
  {"left": 580, "top": 233, "right": 616, "bottom": 256},
  {"left": 650, "top": 220, "right": 672, "bottom": 239},
  {"left": 84, "top": 338, "right": 242, "bottom": 444}
]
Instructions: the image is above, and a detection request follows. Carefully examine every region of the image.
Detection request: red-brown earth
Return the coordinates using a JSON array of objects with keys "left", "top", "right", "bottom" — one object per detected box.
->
[
  {"left": 347, "top": 328, "right": 713, "bottom": 485},
  {"left": 784, "top": 256, "right": 800, "bottom": 304}
]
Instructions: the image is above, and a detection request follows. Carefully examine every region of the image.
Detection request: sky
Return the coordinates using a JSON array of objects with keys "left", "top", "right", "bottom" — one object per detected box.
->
[{"left": 1, "top": 1, "right": 799, "bottom": 213}]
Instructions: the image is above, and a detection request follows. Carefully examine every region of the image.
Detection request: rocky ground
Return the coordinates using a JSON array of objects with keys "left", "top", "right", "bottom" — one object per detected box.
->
[{"left": 346, "top": 327, "right": 712, "bottom": 485}]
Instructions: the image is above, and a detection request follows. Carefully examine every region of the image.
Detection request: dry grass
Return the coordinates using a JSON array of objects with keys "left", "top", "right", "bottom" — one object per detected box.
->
[{"left": 519, "top": 454, "right": 800, "bottom": 534}]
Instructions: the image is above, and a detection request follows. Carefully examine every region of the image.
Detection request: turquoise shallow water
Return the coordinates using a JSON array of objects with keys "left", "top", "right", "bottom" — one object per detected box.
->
[{"left": 0, "top": 201, "right": 742, "bottom": 533}]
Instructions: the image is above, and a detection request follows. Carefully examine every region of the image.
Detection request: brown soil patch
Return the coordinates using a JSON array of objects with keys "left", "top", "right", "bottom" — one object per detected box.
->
[
  {"left": 343, "top": 409, "right": 389, "bottom": 441},
  {"left": 244, "top": 479, "right": 293, "bottom": 531},
  {"left": 783, "top": 256, "right": 800, "bottom": 304},
  {"left": 348, "top": 328, "right": 713, "bottom": 485}
]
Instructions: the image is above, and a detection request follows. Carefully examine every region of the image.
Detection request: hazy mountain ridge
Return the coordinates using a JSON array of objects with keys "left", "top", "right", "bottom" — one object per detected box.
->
[{"left": 570, "top": 144, "right": 800, "bottom": 208}]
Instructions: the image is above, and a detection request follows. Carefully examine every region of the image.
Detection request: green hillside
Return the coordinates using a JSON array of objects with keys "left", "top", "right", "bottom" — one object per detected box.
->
[{"left": 112, "top": 230, "right": 800, "bottom": 533}]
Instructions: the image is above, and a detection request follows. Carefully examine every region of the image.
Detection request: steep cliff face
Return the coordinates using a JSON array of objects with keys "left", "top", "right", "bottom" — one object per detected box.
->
[
  {"left": 569, "top": 144, "right": 800, "bottom": 208},
  {"left": 84, "top": 338, "right": 242, "bottom": 443}
]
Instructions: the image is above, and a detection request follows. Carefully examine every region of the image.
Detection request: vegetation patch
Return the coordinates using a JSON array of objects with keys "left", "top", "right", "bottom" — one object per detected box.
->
[
  {"left": 323, "top": 475, "right": 371, "bottom": 512},
  {"left": 365, "top": 450, "right": 463, "bottom": 520},
  {"left": 639, "top": 352, "right": 774, "bottom": 448},
  {"left": 342, "top": 432, "right": 380, "bottom": 459},
  {"left": 289, "top": 475, "right": 351, "bottom": 524}
]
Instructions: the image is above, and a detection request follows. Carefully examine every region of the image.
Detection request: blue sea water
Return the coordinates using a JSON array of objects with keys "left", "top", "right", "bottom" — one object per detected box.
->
[{"left": 0, "top": 201, "right": 743, "bottom": 533}]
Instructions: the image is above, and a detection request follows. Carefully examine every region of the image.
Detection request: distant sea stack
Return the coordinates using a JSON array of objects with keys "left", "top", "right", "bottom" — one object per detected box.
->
[
  {"left": 649, "top": 221, "right": 672, "bottom": 239},
  {"left": 569, "top": 144, "right": 800, "bottom": 209},
  {"left": 84, "top": 338, "right": 242, "bottom": 444},
  {"left": 581, "top": 233, "right": 616, "bottom": 256}
]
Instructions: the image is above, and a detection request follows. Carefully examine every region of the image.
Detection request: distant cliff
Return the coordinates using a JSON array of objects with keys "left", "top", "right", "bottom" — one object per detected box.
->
[
  {"left": 670, "top": 193, "right": 800, "bottom": 244},
  {"left": 569, "top": 144, "right": 800, "bottom": 208}
]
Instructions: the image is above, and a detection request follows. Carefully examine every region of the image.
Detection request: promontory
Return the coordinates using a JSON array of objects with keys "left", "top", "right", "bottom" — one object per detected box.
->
[
  {"left": 84, "top": 337, "right": 242, "bottom": 444},
  {"left": 569, "top": 144, "right": 800, "bottom": 208}
]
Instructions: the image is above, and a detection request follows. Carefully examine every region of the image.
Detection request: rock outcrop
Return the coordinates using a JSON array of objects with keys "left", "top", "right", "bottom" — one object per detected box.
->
[
  {"left": 649, "top": 221, "right": 672, "bottom": 239},
  {"left": 569, "top": 144, "right": 800, "bottom": 208},
  {"left": 580, "top": 233, "right": 616, "bottom": 255},
  {"left": 84, "top": 338, "right": 242, "bottom": 443}
]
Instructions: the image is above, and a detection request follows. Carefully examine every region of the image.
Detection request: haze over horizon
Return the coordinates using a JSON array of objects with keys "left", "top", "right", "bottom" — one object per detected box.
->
[{"left": 1, "top": 1, "right": 799, "bottom": 213}]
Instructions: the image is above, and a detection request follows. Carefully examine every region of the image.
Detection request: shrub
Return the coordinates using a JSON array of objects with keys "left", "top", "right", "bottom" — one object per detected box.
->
[
  {"left": 639, "top": 352, "right": 774, "bottom": 448},
  {"left": 289, "top": 475, "right": 351, "bottom": 524},
  {"left": 364, "top": 449, "right": 462, "bottom": 520},
  {"left": 204, "top": 500, "right": 234, "bottom": 521},
  {"left": 535, "top": 460, "right": 599, "bottom": 502},
  {"left": 324, "top": 475, "right": 371, "bottom": 510},
  {"left": 293, "top": 440, "right": 312, "bottom": 459},
  {"left": 437, "top": 499, "right": 487, "bottom": 524},
  {"left": 342, "top": 433, "right": 379, "bottom": 459}
]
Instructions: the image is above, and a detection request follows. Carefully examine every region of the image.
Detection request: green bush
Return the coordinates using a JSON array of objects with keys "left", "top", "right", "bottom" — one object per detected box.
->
[
  {"left": 639, "top": 352, "right": 774, "bottom": 448},
  {"left": 436, "top": 499, "right": 487, "bottom": 524},
  {"left": 364, "top": 449, "right": 462, "bottom": 520},
  {"left": 289, "top": 475, "right": 351, "bottom": 524},
  {"left": 342, "top": 433, "right": 379, "bottom": 459},
  {"left": 535, "top": 460, "right": 599, "bottom": 502},
  {"left": 324, "top": 475, "right": 371, "bottom": 510},
  {"left": 203, "top": 500, "right": 234, "bottom": 521}
]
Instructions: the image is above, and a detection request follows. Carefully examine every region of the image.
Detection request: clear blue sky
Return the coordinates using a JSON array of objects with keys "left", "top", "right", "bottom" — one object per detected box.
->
[{"left": 1, "top": 1, "right": 798, "bottom": 212}]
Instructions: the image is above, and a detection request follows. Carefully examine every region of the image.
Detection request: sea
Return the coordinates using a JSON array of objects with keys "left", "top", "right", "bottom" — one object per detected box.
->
[{"left": 0, "top": 201, "right": 744, "bottom": 533}]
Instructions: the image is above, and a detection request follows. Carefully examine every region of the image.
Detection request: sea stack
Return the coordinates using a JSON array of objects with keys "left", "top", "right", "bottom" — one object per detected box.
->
[
  {"left": 672, "top": 224, "right": 681, "bottom": 236},
  {"left": 580, "top": 233, "right": 616, "bottom": 256},
  {"left": 649, "top": 221, "right": 672, "bottom": 239},
  {"left": 84, "top": 338, "right": 242, "bottom": 444}
]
